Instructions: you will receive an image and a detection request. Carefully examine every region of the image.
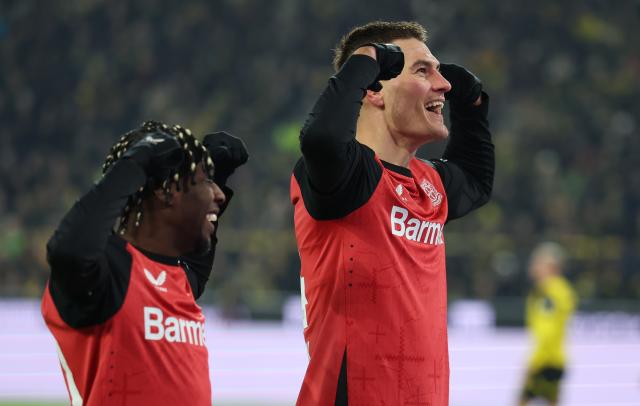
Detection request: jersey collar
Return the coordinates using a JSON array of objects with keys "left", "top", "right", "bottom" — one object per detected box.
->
[{"left": 381, "top": 160, "right": 413, "bottom": 177}]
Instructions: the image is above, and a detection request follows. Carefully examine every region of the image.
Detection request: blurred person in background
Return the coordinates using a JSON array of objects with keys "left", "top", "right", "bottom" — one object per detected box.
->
[
  {"left": 519, "top": 242, "right": 577, "bottom": 406},
  {"left": 291, "top": 21, "right": 494, "bottom": 405},
  {"left": 41, "top": 121, "right": 248, "bottom": 406}
]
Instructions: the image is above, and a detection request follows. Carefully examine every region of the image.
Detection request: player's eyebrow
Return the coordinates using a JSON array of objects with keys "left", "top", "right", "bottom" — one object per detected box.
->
[{"left": 411, "top": 59, "right": 440, "bottom": 71}]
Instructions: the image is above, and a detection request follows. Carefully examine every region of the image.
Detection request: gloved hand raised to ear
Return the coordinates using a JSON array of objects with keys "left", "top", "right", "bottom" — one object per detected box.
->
[
  {"left": 439, "top": 63, "right": 483, "bottom": 107},
  {"left": 122, "top": 131, "right": 184, "bottom": 183},
  {"left": 362, "top": 43, "right": 405, "bottom": 92},
  {"left": 203, "top": 131, "right": 249, "bottom": 186}
]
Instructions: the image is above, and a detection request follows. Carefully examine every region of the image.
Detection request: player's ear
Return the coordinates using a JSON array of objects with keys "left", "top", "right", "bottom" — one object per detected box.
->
[
  {"left": 365, "top": 89, "right": 385, "bottom": 108},
  {"left": 153, "top": 187, "right": 175, "bottom": 207}
]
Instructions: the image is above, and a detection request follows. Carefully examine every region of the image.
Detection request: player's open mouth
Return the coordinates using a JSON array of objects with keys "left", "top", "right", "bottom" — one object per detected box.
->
[
  {"left": 206, "top": 213, "right": 218, "bottom": 222},
  {"left": 424, "top": 100, "right": 444, "bottom": 115}
]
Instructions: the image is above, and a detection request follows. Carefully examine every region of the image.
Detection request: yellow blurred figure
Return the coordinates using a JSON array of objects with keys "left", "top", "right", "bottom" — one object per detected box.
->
[{"left": 519, "top": 242, "right": 577, "bottom": 406}]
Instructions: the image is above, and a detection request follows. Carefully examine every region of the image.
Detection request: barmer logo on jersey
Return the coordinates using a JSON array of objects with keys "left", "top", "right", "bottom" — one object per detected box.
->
[
  {"left": 144, "top": 307, "right": 205, "bottom": 346},
  {"left": 390, "top": 205, "right": 444, "bottom": 245},
  {"left": 420, "top": 179, "right": 442, "bottom": 207},
  {"left": 144, "top": 268, "right": 168, "bottom": 292}
]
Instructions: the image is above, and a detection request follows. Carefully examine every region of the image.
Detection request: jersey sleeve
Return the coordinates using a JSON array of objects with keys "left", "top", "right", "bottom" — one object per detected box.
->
[
  {"left": 295, "top": 55, "right": 383, "bottom": 220},
  {"left": 46, "top": 159, "right": 147, "bottom": 327},
  {"left": 431, "top": 92, "right": 495, "bottom": 221}
]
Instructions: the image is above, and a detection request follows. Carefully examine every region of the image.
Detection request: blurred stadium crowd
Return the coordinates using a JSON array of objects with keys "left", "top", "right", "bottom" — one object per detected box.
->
[{"left": 1, "top": 0, "right": 638, "bottom": 320}]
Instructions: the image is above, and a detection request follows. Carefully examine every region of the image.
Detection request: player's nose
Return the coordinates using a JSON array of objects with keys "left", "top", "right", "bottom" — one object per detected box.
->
[
  {"left": 212, "top": 182, "right": 226, "bottom": 206},
  {"left": 433, "top": 70, "right": 451, "bottom": 93}
]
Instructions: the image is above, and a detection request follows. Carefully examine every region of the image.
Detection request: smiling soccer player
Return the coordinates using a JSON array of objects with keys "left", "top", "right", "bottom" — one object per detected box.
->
[
  {"left": 291, "top": 21, "right": 494, "bottom": 405},
  {"left": 42, "top": 121, "right": 247, "bottom": 405}
]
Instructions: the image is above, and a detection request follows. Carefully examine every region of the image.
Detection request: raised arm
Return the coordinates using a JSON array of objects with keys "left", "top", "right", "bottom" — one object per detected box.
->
[
  {"left": 300, "top": 44, "right": 403, "bottom": 193},
  {"left": 46, "top": 133, "right": 183, "bottom": 326},
  {"left": 431, "top": 64, "right": 495, "bottom": 221},
  {"left": 47, "top": 160, "right": 145, "bottom": 297},
  {"left": 181, "top": 131, "right": 248, "bottom": 299}
]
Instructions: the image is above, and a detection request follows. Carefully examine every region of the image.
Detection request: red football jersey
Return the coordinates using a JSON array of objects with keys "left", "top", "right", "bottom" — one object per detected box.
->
[
  {"left": 292, "top": 156, "right": 450, "bottom": 405},
  {"left": 42, "top": 243, "right": 212, "bottom": 405}
]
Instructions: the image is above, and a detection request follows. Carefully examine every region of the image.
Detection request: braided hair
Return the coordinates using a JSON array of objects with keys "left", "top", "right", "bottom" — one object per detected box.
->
[{"left": 102, "top": 120, "right": 215, "bottom": 235}]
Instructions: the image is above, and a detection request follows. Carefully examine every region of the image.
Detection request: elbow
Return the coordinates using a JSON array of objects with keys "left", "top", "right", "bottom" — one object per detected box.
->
[
  {"left": 472, "top": 187, "right": 492, "bottom": 211},
  {"left": 46, "top": 246, "right": 70, "bottom": 275},
  {"left": 46, "top": 232, "right": 80, "bottom": 273},
  {"left": 480, "top": 178, "right": 494, "bottom": 205},
  {"left": 46, "top": 233, "right": 64, "bottom": 268}
]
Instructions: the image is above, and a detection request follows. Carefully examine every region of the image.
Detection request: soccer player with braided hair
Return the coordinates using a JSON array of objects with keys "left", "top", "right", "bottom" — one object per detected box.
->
[
  {"left": 41, "top": 121, "right": 248, "bottom": 405},
  {"left": 291, "top": 21, "right": 494, "bottom": 405}
]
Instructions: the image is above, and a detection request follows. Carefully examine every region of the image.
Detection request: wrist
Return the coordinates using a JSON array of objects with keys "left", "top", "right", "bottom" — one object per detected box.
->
[
  {"left": 122, "top": 147, "right": 152, "bottom": 174},
  {"left": 449, "top": 91, "right": 489, "bottom": 117},
  {"left": 102, "top": 158, "right": 148, "bottom": 195},
  {"left": 335, "top": 55, "right": 380, "bottom": 90},
  {"left": 353, "top": 46, "right": 377, "bottom": 60},
  {"left": 213, "top": 169, "right": 231, "bottom": 187}
]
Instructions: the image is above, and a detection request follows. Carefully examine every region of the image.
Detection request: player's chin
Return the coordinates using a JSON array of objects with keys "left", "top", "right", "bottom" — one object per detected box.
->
[
  {"left": 194, "top": 233, "right": 212, "bottom": 255},
  {"left": 418, "top": 124, "right": 449, "bottom": 143},
  {"left": 428, "top": 122, "right": 449, "bottom": 140}
]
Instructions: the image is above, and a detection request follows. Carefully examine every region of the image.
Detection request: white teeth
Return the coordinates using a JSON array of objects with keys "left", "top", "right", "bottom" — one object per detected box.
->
[
  {"left": 425, "top": 100, "right": 444, "bottom": 109},
  {"left": 207, "top": 213, "right": 218, "bottom": 222}
]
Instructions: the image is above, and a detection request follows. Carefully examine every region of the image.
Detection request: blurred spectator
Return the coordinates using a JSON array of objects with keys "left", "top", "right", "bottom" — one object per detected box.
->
[{"left": 1, "top": 0, "right": 638, "bottom": 316}]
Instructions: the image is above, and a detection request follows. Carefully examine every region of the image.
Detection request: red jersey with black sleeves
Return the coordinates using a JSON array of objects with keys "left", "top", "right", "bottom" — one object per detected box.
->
[
  {"left": 291, "top": 54, "right": 494, "bottom": 405},
  {"left": 41, "top": 158, "right": 228, "bottom": 405},
  {"left": 292, "top": 155, "right": 450, "bottom": 405},
  {"left": 42, "top": 240, "right": 211, "bottom": 405}
]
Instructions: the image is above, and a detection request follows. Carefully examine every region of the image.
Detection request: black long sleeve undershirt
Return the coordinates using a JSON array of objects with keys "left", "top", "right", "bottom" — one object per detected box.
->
[
  {"left": 432, "top": 92, "right": 494, "bottom": 220},
  {"left": 299, "top": 55, "right": 381, "bottom": 195},
  {"left": 46, "top": 158, "right": 222, "bottom": 328},
  {"left": 296, "top": 54, "right": 494, "bottom": 222},
  {"left": 47, "top": 159, "right": 146, "bottom": 299}
]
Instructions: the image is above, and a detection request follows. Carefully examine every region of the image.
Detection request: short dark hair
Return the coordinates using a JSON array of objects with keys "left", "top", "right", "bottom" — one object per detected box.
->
[
  {"left": 102, "top": 120, "right": 214, "bottom": 233},
  {"left": 333, "top": 21, "right": 428, "bottom": 71}
]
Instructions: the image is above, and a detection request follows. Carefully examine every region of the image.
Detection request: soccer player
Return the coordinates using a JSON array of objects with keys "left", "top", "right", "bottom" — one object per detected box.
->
[
  {"left": 41, "top": 121, "right": 248, "bottom": 405},
  {"left": 291, "top": 21, "right": 494, "bottom": 405},
  {"left": 519, "top": 242, "right": 577, "bottom": 406}
]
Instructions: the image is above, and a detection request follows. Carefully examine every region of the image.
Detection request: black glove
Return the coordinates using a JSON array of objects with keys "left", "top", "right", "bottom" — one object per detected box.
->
[
  {"left": 365, "top": 43, "right": 404, "bottom": 92},
  {"left": 122, "top": 131, "right": 184, "bottom": 183},
  {"left": 203, "top": 131, "right": 249, "bottom": 186},
  {"left": 440, "top": 63, "right": 482, "bottom": 107}
]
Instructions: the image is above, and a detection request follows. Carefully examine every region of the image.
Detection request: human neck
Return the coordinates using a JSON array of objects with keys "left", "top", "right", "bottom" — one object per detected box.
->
[
  {"left": 122, "top": 215, "right": 185, "bottom": 257},
  {"left": 355, "top": 112, "right": 419, "bottom": 168}
]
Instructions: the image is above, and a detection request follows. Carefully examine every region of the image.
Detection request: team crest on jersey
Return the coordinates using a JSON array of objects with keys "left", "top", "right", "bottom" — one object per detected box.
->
[
  {"left": 420, "top": 179, "right": 442, "bottom": 207},
  {"left": 144, "top": 269, "right": 168, "bottom": 292},
  {"left": 395, "top": 184, "right": 409, "bottom": 203}
]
